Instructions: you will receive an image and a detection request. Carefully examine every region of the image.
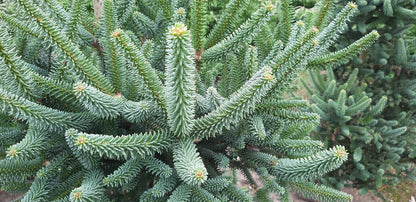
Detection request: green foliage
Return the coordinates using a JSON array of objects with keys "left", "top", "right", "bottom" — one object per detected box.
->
[
  {"left": 73, "top": 82, "right": 123, "bottom": 119},
  {"left": 65, "top": 129, "right": 171, "bottom": 160},
  {"left": 16, "top": 0, "right": 113, "bottom": 94},
  {"left": 103, "top": 158, "right": 143, "bottom": 188},
  {"left": 0, "top": 25, "right": 35, "bottom": 100},
  {"left": 0, "top": 88, "right": 92, "bottom": 131},
  {"left": 204, "top": 0, "right": 249, "bottom": 49},
  {"left": 295, "top": 0, "right": 416, "bottom": 196},
  {"left": 191, "top": 0, "right": 207, "bottom": 52},
  {"left": 143, "top": 156, "right": 173, "bottom": 178},
  {"left": 173, "top": 138, "right": 207, "bottom": 186},
  {"left": 165, "top": 23, "right": 196, "bottom": 136},
  {"left": 202, "top": 3, "right": 273, "bottom": 62},
  {"left": 70, "top": 170, "right": 106, "bottom": 201},
  {"left": 6, "top": 126, "right": 46, "bottom": 160},
  {"left": 0, "top": 0, "right": 378, "bottom": 201},
  {"left": 305, "top": 67, "right": 415, "bottom": 193},
  {"left": 274, "top": 145, "right": 348, "bottom": 182},
  {"left": 290, "top": 181, "right": 353, "bottom": 202}
]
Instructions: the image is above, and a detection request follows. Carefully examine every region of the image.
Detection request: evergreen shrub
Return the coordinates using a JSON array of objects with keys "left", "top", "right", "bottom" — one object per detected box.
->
[
  {"left": 0, "top": 0, "right": 379, "bottom": 201},
  {"left": 302, "top": 0, "right": 416, "bottom": 195}
]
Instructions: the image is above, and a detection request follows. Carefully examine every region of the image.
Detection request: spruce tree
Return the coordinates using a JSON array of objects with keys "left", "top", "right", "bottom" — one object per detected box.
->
[{"left": 0, "top": 0, "right": 378, "bottom": 201}]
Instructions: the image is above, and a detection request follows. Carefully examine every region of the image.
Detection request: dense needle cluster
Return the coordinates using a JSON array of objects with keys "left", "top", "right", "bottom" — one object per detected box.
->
[{"left": 0, "top": 0, "right": 382, "bottom": 201}]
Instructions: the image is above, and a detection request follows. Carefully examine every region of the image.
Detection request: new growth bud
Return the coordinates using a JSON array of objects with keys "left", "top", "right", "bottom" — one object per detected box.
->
[
  {"left": 76, "top": 84, "right": 85, "bottom": 92},
  {"left": 170, "top": 23, "right": 187, "bottom": 37},
  {"left": 263, "top": 67, "right": 274, "bottom": 81},
  {"left": 266, "top": 3, "right": 274, "bottom": 11},
  {"left": 8, "top": 148, "right": 17, "bottom": 157},
  {"left": 112, "top": 30, "right": 121, "bottom": 38},
  {"left": 336, "top": 149, "right": 346, "bottom": 158},
  {"left": 177, "top": 8, "right": 184, "bottom": 15},
  {"left": 348, "top": 2, "right": 357, "bottom": 9},
  {"left": 194, "top": 169, "right": 205, "bottom": 179},
  {"left": 77, "top": 136, "right": 86, "bottom": 145},
  {"left": 73, "top": 191, "right": 82, "bottom": 199}
]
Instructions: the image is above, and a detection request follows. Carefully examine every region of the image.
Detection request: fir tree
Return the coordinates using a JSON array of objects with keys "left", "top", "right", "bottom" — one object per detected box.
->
[
  {"left": 304, "top": 67, "right": 415, "bottom": 195},
  {"left": 298, "top": 0, "right": 416, "bottom": 195},
  {"left": 0, "top": 0, "right": 377, "bottom": 201}
]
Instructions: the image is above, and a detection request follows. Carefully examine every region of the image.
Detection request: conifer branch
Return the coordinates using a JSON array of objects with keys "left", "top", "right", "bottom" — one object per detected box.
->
[
  {"left": 44, "top": 0, "right": 68, "bottom": 24},
  {"left": 0, "top": 0, "right": 373, "bottom": 199},
  {"left": 122, "top": 100, "right": 159, "bottom": 124},
  {"left": 202, "top": 4, "right": 274, "bottom": 62},
  {"left": 257, "top": 167, "right": 285, "bottom": 195},
  {"left": 249, "top": 115, "right": 267, "bottom": 140},
  {"left": 290, "top": 181, "right": 353, "bottom": 202},
  {"left": 64, "top": 0, "right": 83, "bottom": 40},
  {"left": 268, "top": 109, "right": 320, "bottom": 122},
  {"left": 165, "top": 23, "right": 196, "bottom": 136},
  {"left": 316, "top": 2, "right": 358, "bottom": 51},
  {"left": 191, "top": 0, "right": 207, "bottom": 52},
  {"left": 104, "top": 158, "right": 143, "bottom": 188},
  {"left": 6, "top": 126, "right": 46, "bottom": 161},
  {"left": 277, "top": 0, "right": 294, "bottom": 43},
  {"left": 308, "top": 30, "right": 380, "bottom": 69},
  {"left": 167, "top": 183, "right": 192, "bottom": 202},
  {"left": 146, "top": 174, "right": 178, "bottom": 198},
  {"left": 101, "top": 0, "right": 126, "bottom": 94},
  {"left": 190, "top": 186, "right": 221, "bottom": 202},
  {"left": 111, "top": 29, "right": 166, "bottom": 110},
  {"left": 202, "top": 176, "right": 231, "bottom": 192},
  {"left": 254, "top": 26, "right": 273, "bottom": 62},
  {"left": 0, "top": 11, "right": 41, "bottom": 38},
  {"left": 143, "top": 156, "right": 173, "bottom": 178},
  {"left": 223, "top": 184, "right": 253, "bottom": 202},
  {"left": 65, "top": 129, "right": 172, "bottom": 160},
  {"left": 0, "top": 27, "right": 35, "bottom": 100},
  {"left": 73, "top": 82, "right": 123, "bottom": 119},
  {"left": 1, "top": 181, "right": 32, "bottom": 193},
  {"left": 0, "top": 157, "right": 43, "bottom": 182},
  {"left": 156, "top": 0, "right": 172, "bottom": 20},
  {"left": 15, "top": 0, "right": 114, "bottom": 94},
  {"left": 0, "top": 126, "right": 25, "bottom": 146},
  {"left": 131, "top": 11, "right": 157, "bottom": 38},
  {"left": 64, "top": 130, "right": 99, "bottom": 170},
  {"left": 21, "top": 178, "right": 48, "bottom": 202},
  {"left": 30, "top": 72, "right": 80, "bottom": 109},
  {"left": 271, "top": 139, "right": 324, "bottom": 157},
  {"left": 193, "top": 67, "right": 276, "bottom": 138},
  {"left": 22, "top": 152, "right": 73, "bottom": 202},
  {"left": 287, "top": 21, "right": 306, "bottom": 46},
  {"left": 118, "top": 0, "right": 136, "bottom": 24},
  {"left": 0, "top": 88, "right": 92, "bottom": 131},
  {"left": 273, "top": 146, "right": 348, "bottom": 181},
  {"left": 241, "top": 150, "right": 279, "bottom": 168},
  {"left": 261, "top": 40, "right": 284, "bottom": 66},
  {"left": 204, "top": 0, "right": 249, "bottom": 49},
  {"left": 173, "top": 139, "right": 207, "bottom": 186},
  {"left": 50, "top": 171, "right": 84, "bottom": 201},
  {"left": 313, "top": 0, "right": 334, "bottom": 29},
  {"left": 257, "top": 100, "right": 309, "bottom": 110},
  {"left": 70, "top": 170, "right": 106, "bottom": 202}
]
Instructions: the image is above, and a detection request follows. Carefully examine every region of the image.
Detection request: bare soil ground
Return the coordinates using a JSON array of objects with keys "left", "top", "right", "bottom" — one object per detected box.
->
[{"left": 0, "top": 191, "right": 20, "bottom": 202}]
